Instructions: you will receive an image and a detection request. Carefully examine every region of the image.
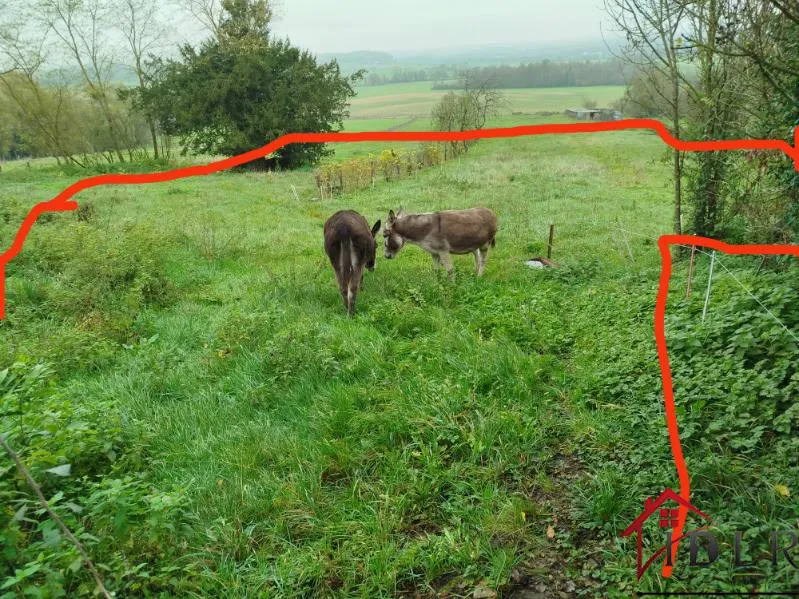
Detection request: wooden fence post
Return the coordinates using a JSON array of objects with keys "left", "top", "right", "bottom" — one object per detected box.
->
[{"left": 547, "top": 224, "right": 555, "bottom": 260}]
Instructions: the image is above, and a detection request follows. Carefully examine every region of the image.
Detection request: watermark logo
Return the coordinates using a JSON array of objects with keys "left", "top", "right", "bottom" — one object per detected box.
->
[
  {"left": 621, "top": 488, "right": 711, "bottom": 580},
  {"left": 621, "top": 489, "right": 799, "bottom": 583}
]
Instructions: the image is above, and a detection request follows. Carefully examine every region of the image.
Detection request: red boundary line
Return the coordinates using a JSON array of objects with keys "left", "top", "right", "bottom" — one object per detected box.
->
[
  {"left": 1, "top": 117, "right": 798, "bottom": 579},
  {"left": 655, "top": 236, "right": 799, "bottom": 578}
]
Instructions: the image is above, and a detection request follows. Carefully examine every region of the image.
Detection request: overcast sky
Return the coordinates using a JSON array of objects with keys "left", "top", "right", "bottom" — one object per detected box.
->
[{"left": 269, "top": 0, "right": 611, "bottom": 54}]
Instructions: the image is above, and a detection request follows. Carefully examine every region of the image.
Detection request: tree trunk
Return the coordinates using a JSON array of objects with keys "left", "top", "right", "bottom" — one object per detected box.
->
[
  {"left": 671, "top": 63, "right": 682, "bottom": 259},
  {"left": 149, "top": 120, "right": 159, "bottom": 159},
  {"left": 104, "top": 105, "right": 126, "bottom": 163}
]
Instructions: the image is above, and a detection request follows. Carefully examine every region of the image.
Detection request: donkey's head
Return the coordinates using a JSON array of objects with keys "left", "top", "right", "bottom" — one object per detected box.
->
[
  {"left": 383, "top": 209, "right": 406, "bottom": 259},
  {"left": 366, "top": 219, "right": 381, "bottom": 271}
]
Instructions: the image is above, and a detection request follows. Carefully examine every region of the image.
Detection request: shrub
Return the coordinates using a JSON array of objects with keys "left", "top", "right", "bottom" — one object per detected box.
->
[
  {"left": 11, "top": 221, "right": 175, "bottom": 340},
  {"left": 313, "top": 144, "right": 445, "bottom": 197},
  {"left": 0, "top": 361, "right": 198, "bottom": 596}
]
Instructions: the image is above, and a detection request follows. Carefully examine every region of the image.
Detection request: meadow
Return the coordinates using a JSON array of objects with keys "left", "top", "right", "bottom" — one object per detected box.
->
[
  {"left": 348, "top": 82, "right": 626, "bottom": 120},
  {"left": 2, "top": 104, "right": 798, "bottom": 596}
]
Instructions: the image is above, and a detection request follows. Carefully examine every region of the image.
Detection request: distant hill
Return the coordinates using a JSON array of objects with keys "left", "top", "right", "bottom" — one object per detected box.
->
[
  {"left": 317, "top": 39, "right": 623, "bottom": 72},
  {"left": 317, "top": 50, "right": 395, "bottom": 66},
  {"left": 393, "top": 40, "right": 622, "bottom": 64},
  {"left": 316, "top": 39, "right": 627, "bottom": 86}
]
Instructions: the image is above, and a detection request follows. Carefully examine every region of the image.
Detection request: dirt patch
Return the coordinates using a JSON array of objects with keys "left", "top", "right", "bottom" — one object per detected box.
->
[{"left": 503, "top": 453, "right": 604, "bottom": 599}]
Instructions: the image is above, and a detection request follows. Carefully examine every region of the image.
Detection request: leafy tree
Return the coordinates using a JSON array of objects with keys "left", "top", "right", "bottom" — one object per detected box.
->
[
  {"left": 680, "top": 0, "right": 799, "bottom": 242},
  {"left": 145, "top": 0, "right": 362, "bottom": 169},
  {"left": 604, "top": 0, "right": 691, "bottom": 245},
  {"left": 431, "top": 70, "right": 504, "bottom": 157}
]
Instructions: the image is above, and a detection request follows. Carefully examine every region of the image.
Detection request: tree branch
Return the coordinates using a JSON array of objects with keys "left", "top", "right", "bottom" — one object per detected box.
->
[{"left": 0, "top": 434, "right": 111, "bottom": 599}]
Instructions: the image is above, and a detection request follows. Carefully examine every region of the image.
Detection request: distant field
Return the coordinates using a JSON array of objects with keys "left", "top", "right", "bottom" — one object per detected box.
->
[
  {"left": 349, "top": 82, "right": 626, "bottom": 119},
  {"left": 1, "top": 87, "right": 624, "bottom": 171},
  {"left": 334, "top": 114, "right": 560, "bottom": 161}
]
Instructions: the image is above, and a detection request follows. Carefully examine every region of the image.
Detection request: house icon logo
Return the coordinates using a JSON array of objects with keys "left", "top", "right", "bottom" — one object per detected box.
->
[{"left": 620, "top": 488, "right": 711, "bottom": 580}]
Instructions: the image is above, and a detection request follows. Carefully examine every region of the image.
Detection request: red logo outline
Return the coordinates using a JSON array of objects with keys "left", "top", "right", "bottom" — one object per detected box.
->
[{"left": 621, "top": 488, "right": 711, "bottom": 580}]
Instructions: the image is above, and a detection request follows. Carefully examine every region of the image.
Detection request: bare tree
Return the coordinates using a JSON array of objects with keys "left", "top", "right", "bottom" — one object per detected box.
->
[
  {"left": 177, "top": 0, "right": 226, "bottom": 38},
  {"left": 461, "top": 69, "right": 506, "bottom": 131},
  {"left": 604, "top": 0, "right": 690, "bottom": 243},
  {"left": 431, "top": 71, "right": 505, "bottom": 158},
  {"left": 690, "top": 0, "right": 799, "bottom": 108},
  {"left": 682, "top": 0, "right": 740, "bottom": 236},
  {"left": 677, "top": 0, "right": 798, "bottom": 240},
  {"left": 0, "top": 1, "right": 84, "bottom": 164},
  {"left": 116, "top": 0, "right": 167, "bottom": 158},
  {"left": 39, "top": 0, "right": 128, "bottom": 162}
]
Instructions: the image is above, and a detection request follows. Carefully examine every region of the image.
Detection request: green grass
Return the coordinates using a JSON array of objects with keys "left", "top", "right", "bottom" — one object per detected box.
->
[
  {"left": 349, "top": 83, "right": 626, "bottom": 119},
  {"left": 3, "top": 113, "right": 798, "bottom": 597}
]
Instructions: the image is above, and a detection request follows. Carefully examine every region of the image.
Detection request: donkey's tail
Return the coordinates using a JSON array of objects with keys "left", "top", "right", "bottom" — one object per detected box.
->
[{"left": 338, "top": 236, "right": 354, "bottom": 285}]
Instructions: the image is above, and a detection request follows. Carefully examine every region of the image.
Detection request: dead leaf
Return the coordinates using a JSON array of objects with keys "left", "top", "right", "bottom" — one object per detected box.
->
[
  {"left": 546, "top": 524, "right": 555, "bottom": 539},
  {"left": 774, "top": 484, "right": 790, "bottom": 497}
]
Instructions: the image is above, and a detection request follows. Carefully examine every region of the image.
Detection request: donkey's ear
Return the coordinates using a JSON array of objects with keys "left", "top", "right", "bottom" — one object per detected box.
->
[
  {"left": 388, "top": 210, "right": 395, "bottom": 220},
  {"left": 371, "top": 220, "right": 381, "bottom": 237}
]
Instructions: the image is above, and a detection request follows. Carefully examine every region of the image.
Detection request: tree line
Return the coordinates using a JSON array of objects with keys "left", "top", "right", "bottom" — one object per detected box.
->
[
  {"left": 0, "top": 0, "right": 360, "bottom": 169},
  {"left": 431, "top": 59, "right": 629, "bottom": 90},
  {"left": 358, "top": 60, "right": 628, "bottom": 88},
  {"left": 361, "top": 66, "right": 457, "bottom": 86},
  {"left": 606, "top": 0, "right": 798, "bottom": 245}
]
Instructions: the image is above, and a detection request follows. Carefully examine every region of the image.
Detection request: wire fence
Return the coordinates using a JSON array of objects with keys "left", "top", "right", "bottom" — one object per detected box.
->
[{"left": 610, "top": 223, "right": 798, "bottom": 344}]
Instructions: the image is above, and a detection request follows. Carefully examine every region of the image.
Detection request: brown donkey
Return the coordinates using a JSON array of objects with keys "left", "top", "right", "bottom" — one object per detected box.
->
[
  {"left": 324, "top": 210, "right": 381, "bottom": 316},
  {"left": 382, "top": 208, "right": 497, "bottom": 280}
]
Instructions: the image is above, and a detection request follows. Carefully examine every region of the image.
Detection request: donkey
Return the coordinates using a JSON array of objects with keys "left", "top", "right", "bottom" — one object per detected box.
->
[
  {"left": 382, "top": 208, "right": 497, "bottom": 280},
  {"left": 323, "top": 210, "right": 381, "bottom": 316}
]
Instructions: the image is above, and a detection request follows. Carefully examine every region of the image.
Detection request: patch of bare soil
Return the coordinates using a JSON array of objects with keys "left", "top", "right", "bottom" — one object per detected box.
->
[
  {"left": 395, "top": 452, "right": 608, "bottom": 599},
  {"left": 502, "top": 453, "right": 605, "bottom": 599}
]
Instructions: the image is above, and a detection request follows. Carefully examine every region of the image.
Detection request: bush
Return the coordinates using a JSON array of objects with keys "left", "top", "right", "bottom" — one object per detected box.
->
[
  {"left": 13, "top": 221, "right": 175, "bottom": 340},
  {"left": 313, "top": 144, "right": 444, "bottom": 197},
  {"left": 0, "top": 361, "right": 198, "bottom": 596}
]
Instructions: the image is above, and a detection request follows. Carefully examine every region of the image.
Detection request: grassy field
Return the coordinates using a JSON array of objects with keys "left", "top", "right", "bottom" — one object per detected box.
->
[
  {"left": 349, "top": 82, "right": 626, "bottom": 120},
  {"left": 2, "top": 109, "right": 798, "bottom": 597}
]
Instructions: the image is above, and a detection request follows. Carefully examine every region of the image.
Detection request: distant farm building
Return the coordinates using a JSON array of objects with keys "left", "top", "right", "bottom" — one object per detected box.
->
[{"left": 564, "top": 108, "right": 622, "bottom": 121}]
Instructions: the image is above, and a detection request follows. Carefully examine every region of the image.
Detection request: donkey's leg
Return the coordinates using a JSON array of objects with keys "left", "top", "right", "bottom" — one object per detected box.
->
[
  {"left": 477, "top": 248, "right": 487, "bottom": 276},
  {"left": 347, "top": 265, "right": 363, "bottom": 317},
  {"left": 473, "top": 249, "right": 481, "bottom": 275},
  {"left": 431, "top": 253, "right": 442, "bottom": 274},
  {"left": 337, "top": 271, "right": 350, "bottom": 313},
  {"left": 440, "top": 252, "right": 455, "bottom": 281},
  {"left": 333, "top": 264, "right": 347, "bottom": 310}
]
